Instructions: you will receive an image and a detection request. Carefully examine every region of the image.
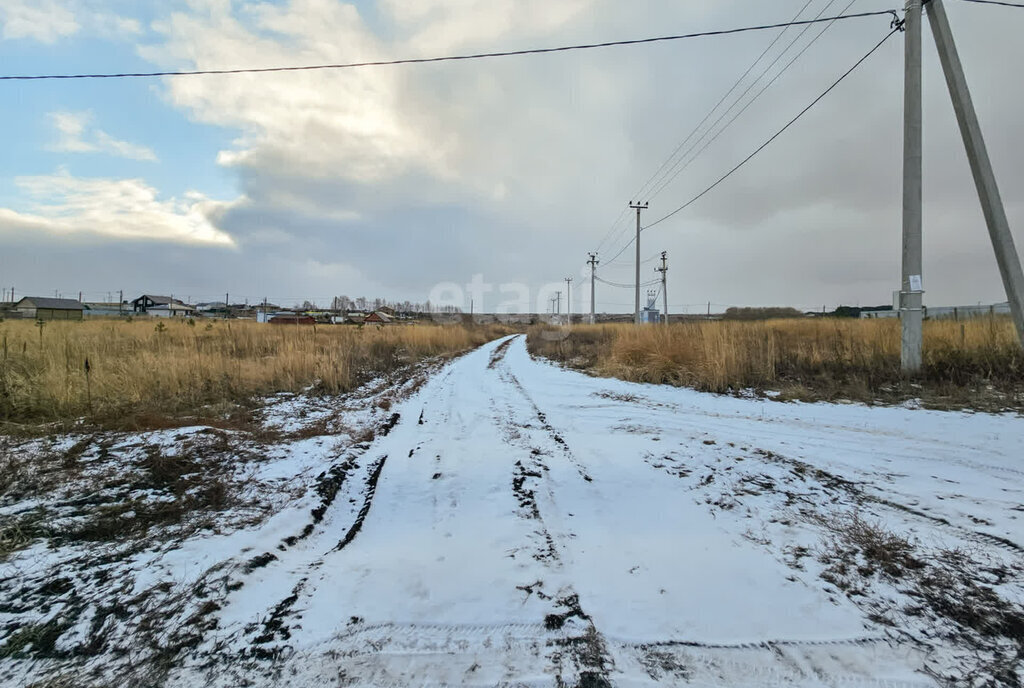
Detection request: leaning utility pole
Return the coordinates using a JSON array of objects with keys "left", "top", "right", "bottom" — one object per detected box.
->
[
  {"left": 630, "top": 201, "right": 649, "bottom": 325},
  {"left": 901, "top": 0, "right": 924, "bottom": 373},
  {"left": 927, "top": 0, "right": 1024, "bottom": 346},
  {"left": 656, "top": 251, "right": 668, "bottom": 326},
  {"left": 587, "top": 253, "right": 598, "bottom": 325},
  {"left": 564, "top": 276, "right": 573, "bottom": 327}
]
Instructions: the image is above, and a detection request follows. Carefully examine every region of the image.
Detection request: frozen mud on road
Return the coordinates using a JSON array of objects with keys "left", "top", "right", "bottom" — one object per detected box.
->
[{"left": 3, "top": 335, "right": 1022, "bottom": 686}]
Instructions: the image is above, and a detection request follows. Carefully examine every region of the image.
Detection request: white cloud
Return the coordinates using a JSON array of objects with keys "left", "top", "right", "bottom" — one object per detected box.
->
[
  {"left": 139, "top": 0, "right": 638, "bottom": 209},
  {"left": 0, "top": 0, "right": 78, "bottom": 42},
  {"left": 89, "top": 10, "right": 141, "bottom": 38},
  {"left": 0, "top": 0, "right": 141, "bottom": 43},
  {"left": 141, "top": 0, "right": 438, "bottom": 184},
  {"left": 49, "top": 111, "right": 158, "bottom": 161},
  {"left": 0, "top": 170, "right": 237, "bottom": 246}
]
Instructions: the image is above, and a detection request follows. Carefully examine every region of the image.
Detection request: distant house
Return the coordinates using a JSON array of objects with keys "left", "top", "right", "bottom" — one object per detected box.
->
[
  {"left": 132, "top": 295, "right": 190, "bottom": 314},
  {"left": 14, "top": 297, "right": 85, "bottom": 321},
  {"left": 859, "top": 309, "right": 899, "bottom": 320},
  {"left": 377, "top": 305, "right": 396, "bottom": 317},
  {"left": 269, "top": 314, "right": 316, "bottom": 325},
  {"left": 148, "top": 303, "right": 197, "bottom": 318},
  {"left": 83, "top": 302, "right": 125, "bottom": 317},
  {"left": 364, "top": 311, "right": 393, "bottom": 324}
]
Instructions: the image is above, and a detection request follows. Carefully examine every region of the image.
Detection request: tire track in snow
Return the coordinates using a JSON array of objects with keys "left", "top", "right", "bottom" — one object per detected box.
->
[
  {"left": 753, "top": 448, "right": 1024, "bottom": 555},
  {"left": 487, "top": 336, "right": 615, "bottom": 684},
  {"left": 221, "top": 412, "right": 406, "bottom": 655},
  {"left": 329, "top": 453, "right": 388, "bottom": 553},
  {"left": 326, "top": 620, "right": 890, "bottom": 652},
  {"left": 622, "top": 634, "right": 890, "bottom": 650},
  {"left": 615, "top": 634, "right": 931, "bottom": 686},
  {"left": 493, "top": 346, "right": 593, "bottom": 482}
]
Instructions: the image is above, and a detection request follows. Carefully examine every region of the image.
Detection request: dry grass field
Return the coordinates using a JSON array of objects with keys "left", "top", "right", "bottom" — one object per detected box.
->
[
  {"left": 0, "top": 318, "right": 511, "bottom": 428},
  {"left": 528, "top": 317, "right": 1024, "bottom": 409}
]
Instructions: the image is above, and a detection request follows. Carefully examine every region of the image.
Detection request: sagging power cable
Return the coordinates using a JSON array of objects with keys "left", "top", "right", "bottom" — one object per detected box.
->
[
  {"left": 594, "top": 0, "right": 819, "bottom": 258},
  {"left": 645, "top": 0, "right": 859, "bottom": 203},
  {"left": 957, "top": 0, "right": 1024, "bottom": 8},
  {"left": 596, "top": 276, "right": 660, "bottom": 289},
  {"left": 0, "top": 10, "right": 900, "bottom": 81},
  {"left": 641, "top": 23, "right": 902, "bottom": 233}
]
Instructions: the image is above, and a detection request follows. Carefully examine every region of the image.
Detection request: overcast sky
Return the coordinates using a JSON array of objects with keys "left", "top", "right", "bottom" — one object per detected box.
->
[{"left": 1, "top": 0, "right": 1022, "bottom": 312}]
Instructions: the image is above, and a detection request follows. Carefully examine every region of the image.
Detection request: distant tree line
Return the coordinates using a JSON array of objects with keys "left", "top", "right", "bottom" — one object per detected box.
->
[{"left": 295, "top": 296, "right": 462, "bottom": 314}]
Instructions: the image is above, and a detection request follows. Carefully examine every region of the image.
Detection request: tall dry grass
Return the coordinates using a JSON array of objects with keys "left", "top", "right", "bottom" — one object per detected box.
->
[
  {"left": 0, "top": 318, "right": 509, "bottom": 426},
  {"left": 528, "top": 317, "right": 1023, "bottom": 406}
]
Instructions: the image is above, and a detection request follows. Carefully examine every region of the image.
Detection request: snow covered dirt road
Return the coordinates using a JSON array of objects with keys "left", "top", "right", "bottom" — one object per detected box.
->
[
  {"left": 5, "top": 335, "right": 1022, "bottom": 687},
  {"left": 174, "top": 335, "right": 1023, "bottom": 686}
]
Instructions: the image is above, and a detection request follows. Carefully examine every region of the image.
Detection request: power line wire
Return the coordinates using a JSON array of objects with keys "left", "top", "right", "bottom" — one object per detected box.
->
[
  {"left": 637, "top": 0, "right": 824, "bottom": 204},
  {"left": 600, "top": 3, "right": 902, "bottom": 261},
  {"left": 602, "top": 251, "right": 661, "bottom": 269},
  {"left": 0, "top": 10, "right": 900, "bottom": 81},
  {"left": 957, "top": 0, "right": 1024, "bottom": 7},
  {"left": 593, "top": 0, "right": 815, "bottom": 258},
  {"left": 646, "top": 0, "right": 856, "bottom": 202},
  {"left": 596, "top": 0, "right": 831, "bottom": 255},
  {"left": 601, "top": 19, "right": 899, "bottom": 265},
  {"left": 596, "top": 276, "right": 660, "bottom": 289},
  {"left": 642, "top": 23, "right": 901, "bottom": 233}
]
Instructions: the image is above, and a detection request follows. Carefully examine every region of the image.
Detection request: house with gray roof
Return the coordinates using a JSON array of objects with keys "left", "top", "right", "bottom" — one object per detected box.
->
[{"left": 14, "top": 297, "right": 85, "bottom": 321}]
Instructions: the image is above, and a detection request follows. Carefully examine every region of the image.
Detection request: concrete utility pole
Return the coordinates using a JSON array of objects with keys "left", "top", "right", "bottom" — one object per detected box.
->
[
  {"left": 564, "top": 276, "right": 573, "bottom": 327},
  {"left": 927, "top": 0, "right": 1024, "bottom": 346},
  {"left": 555, "top": 291, "right": 562, "bottom": 318},
  {"left": 225, "top": 292, "right": 230, "bottom": 320},
  {"left": 656, "top": 251, "right": 668, "bottom": 326},
  {"left": 587, "top": 253, "right": 598, "bottom": 325},
  {"left": 630, "top": 201, "right": 649, "bottom": 325},
  {"left": 901, "top": 0, "right": 924, "bottom": 373}
]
